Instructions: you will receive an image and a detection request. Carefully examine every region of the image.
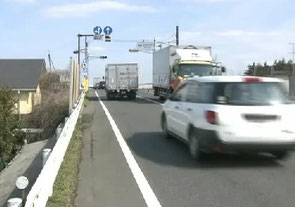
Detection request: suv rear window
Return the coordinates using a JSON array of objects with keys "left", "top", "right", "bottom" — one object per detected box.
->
[{"left": 215, "top": 82, "right": 289, "bottom": 105}]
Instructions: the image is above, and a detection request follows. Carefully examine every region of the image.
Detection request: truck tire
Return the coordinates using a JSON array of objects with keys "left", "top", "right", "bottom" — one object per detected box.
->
[
  {"left": 154, "top": 87, "right": 159, "bottom": 96},
  {"left": 127, "top": 93, "right": 136, "bottom": 100},
  {"left": 159, "top": 95, "right": 166, "bottom": 101},
  {"left": 272, "top": 151, "right": 289, "bottom": 160},
  {"left": 106, "top": 93, "right": 112, "bottom": 100}
]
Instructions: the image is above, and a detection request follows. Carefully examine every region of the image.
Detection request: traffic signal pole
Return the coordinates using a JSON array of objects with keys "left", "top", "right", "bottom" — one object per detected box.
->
[
  {"left": 75, "top": 32, "right": 111, "bottom": 90},
  {"left": 77, "top": 34, "right": 95, "bottom": 67}
]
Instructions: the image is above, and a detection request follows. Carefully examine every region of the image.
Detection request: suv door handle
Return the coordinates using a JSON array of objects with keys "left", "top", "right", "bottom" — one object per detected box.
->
[
  {"left": 175, "top": 106, "right": 179, "bottom": 109},
  {"left": 186, "top": 108, "right": 192, "bottom": 111}
]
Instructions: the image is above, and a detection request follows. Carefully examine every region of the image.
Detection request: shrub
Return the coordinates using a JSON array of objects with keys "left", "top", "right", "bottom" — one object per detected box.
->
[
  {"left": 0, "top": 88, "right": 23, "bottom": 166},
  {"left": 25, "top": 72, "right": 69, "bottom": 140}
]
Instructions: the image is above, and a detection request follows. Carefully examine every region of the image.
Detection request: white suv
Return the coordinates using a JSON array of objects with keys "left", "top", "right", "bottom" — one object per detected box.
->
[{"left": 161, "top": 76, "right": 295, "bottom": 160}]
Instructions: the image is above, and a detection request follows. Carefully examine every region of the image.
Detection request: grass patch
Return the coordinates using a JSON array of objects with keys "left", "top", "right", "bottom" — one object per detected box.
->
[
  {"left": 46, "top": 121, "right": 82, "bottom": 207},
  {"left": 83, "top": 91, "right": 90, "bottom": 107}
]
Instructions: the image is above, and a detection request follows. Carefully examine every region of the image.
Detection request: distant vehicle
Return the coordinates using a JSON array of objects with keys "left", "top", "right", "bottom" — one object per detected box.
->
[
  {"left": 93, "top": 77, "right": 102, "bottom": 89},
  {"left": 153, "top": 45, "right": 225, "bottom": 100},
  {"left": 105, "top": 63, "right": 138, "bottom": 100},
  {"left": 161, "top": 76, "right": 295, "bottom": 160},
  {"left": 98, "top": 81, "right": 105, "bottom": 89}
]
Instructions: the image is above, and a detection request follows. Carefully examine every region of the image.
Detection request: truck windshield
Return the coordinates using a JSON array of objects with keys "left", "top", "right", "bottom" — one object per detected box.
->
[{"left": 178, "top": 64, "right": 213, "bottom": 77}]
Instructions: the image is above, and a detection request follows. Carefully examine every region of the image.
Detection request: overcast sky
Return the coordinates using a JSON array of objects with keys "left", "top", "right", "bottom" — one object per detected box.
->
[{"left": 0, "top": 0, "right": 294, "bottom": 83}]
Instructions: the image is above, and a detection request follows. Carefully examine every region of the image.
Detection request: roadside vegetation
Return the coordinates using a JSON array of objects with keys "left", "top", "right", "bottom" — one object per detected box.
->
[
  {"left": 24, "top": 72, "right": 69, "bottom": 141},
  {"left": 0, "top": 71, "right": 69, "bottom": 172},
  {"left": 244, "top": 58, "right": 294, "bottom": 75},
  {"left": 46, "top": 122, "right": 82, "bottom": 207},
  {"left": 83, "top": 90, "right": 90, "bottom": 107},
  {"left": 0, "top": 88, "right": 24, "bottom": 172}
]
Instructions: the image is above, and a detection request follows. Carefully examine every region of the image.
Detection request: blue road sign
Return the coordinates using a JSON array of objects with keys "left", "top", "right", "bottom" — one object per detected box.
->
[
  {"left": 93, "top": 26, "right": 102, "bottom": 35},
  {"left": 103, "top": 26, "right": 113, "bottom": 35}
]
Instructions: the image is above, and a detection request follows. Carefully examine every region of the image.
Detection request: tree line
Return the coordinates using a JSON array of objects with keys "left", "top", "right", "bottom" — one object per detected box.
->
[{"left": 244, "top": 58, "right": 294, "bottom": 76}]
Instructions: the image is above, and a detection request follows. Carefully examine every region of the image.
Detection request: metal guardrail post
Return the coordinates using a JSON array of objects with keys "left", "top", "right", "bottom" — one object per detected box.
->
[{"left": 7, "top": 198, "right": 22, "bottom": 207}]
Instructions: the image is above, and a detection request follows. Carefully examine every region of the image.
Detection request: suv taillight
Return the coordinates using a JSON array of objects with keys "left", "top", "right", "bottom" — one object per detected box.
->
[
  {"left": 205, "top": 110, "right": 218, "bottom": 125},
  {"left": 242, "top": 77, "right": 262, "bottom": 82}
]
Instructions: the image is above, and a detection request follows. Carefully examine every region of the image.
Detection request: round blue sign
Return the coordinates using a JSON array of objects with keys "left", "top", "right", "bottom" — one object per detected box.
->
[
  {"left": 93, "top": 26, "right": 102, "bottom": 35},
  {"left": 103, "top": 26, "right": 113, "bottom": 35}
]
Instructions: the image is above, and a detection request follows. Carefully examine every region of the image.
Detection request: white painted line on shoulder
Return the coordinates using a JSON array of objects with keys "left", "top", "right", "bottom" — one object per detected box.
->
[
  {"left": 137, "top": 95, "right": 162, "bottom": 105},
  {"left": 95, "top": 91, "right": 162, "bottom": 207}
]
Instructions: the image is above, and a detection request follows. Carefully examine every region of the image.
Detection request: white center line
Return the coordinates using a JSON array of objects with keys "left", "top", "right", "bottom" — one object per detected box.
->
[{"left": 95, "top": 91, "right": 162, "bottom": 207}]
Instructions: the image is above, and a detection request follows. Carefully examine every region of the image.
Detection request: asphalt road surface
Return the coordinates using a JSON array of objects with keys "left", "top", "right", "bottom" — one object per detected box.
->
[{"left": 75, "top": 89, "right": 295, "bottom": 207}]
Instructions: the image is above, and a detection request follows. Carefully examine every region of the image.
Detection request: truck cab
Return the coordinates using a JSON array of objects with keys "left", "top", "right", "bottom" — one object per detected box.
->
[{"left": 153, "top": 45, "right": 225, "bottom": 99}]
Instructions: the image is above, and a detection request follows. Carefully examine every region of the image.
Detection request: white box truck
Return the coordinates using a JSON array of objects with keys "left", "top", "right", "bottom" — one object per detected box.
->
[
  {"left": 105, "top": 63, "right": 139, "bottom": 100},
  {"left": 153, "top": 45, "right": 225, "bottom": 99}
]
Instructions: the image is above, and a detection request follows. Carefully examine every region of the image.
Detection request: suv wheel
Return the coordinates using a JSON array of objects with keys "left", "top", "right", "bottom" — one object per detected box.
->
[
  {"left": 189, "top": 129, "right": 202, "bottom": 160},
  {"left": 161, "top": 114, "right": 172, "bottom": 139}
]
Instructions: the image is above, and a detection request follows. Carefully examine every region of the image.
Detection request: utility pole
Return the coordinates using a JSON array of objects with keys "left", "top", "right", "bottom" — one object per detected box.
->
[
  {"left": 76, "top": 33, "right": 94, "bottom": 90},
  {"left": 289, "top": 43, "right": 295, "bottom": 75},
  {"left": 48, "top": 51, "right": 52, "bottom": 71},
  {"left": 176, "top": 26, "right": 179, "bottom": 46},
  {"left": 78, "top": 34, "right": 81, "bottom": 68},
  {"left": 85, "top": 36, "right": 89, "bottom": 85}
]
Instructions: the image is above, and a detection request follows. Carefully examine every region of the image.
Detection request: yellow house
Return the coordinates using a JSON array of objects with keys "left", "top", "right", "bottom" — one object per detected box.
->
[{"left": 0, "top": 59, "right": 46, "bottom": 115}]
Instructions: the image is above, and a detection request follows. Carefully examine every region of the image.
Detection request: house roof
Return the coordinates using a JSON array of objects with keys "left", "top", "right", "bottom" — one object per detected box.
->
[{"left": 0, "top": 59, "right": 46, "bottom": 90}]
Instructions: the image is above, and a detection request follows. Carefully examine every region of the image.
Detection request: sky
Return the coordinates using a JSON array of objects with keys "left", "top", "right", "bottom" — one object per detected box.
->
[{"left": 0, "top": 0, "right": 294, "bottom": 84}]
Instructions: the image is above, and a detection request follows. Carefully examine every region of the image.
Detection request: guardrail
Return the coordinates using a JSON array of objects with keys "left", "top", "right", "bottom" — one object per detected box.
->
[{"left": 25, "top": 93, "right": 85, "bottom": 207}]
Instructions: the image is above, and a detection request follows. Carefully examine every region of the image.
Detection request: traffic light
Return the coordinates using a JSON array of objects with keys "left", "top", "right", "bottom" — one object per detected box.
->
[{"left": 105, "top": 35, "right": 111, "bottom": 42}]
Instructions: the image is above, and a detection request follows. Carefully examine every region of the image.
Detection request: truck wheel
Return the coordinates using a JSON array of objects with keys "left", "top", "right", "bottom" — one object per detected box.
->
[
  {"left": 272, "top": 151, "right": 289, "bottom": 160},
  {"left": 128, "top": 93, "right": 136, "bottom": 100},
  {"left": 106, "top": 93, "right": 112, "bottom": 100},
  {"left": 154, "top": 87, "right": 159, "bottom": 96},
  {"left": 159, "top": 95, "right": 166, "bottom": 101}
]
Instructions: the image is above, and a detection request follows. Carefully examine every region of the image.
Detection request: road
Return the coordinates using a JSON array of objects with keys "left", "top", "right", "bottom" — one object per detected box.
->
[{"left": 75, "top": 89, "right": 295, "bottom": 207}]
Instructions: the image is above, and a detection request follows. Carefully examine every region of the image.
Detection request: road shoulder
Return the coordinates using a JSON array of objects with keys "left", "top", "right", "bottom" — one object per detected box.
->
[{"left": 75, "top": 90, "right": 146, "bottom": 207}]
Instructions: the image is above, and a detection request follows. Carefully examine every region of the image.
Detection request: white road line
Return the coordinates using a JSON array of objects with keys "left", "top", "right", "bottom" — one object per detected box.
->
[
  {"left": 95, "top": 91, "right": 162, "bottom": 207},
  {"left": 137, "top": 95, "right": 162, "bottom": 105}
]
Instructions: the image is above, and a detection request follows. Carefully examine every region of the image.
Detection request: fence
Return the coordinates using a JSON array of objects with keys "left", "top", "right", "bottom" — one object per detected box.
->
[{"left": 24, "top": 92, "right": 84, "bottom": 207}]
